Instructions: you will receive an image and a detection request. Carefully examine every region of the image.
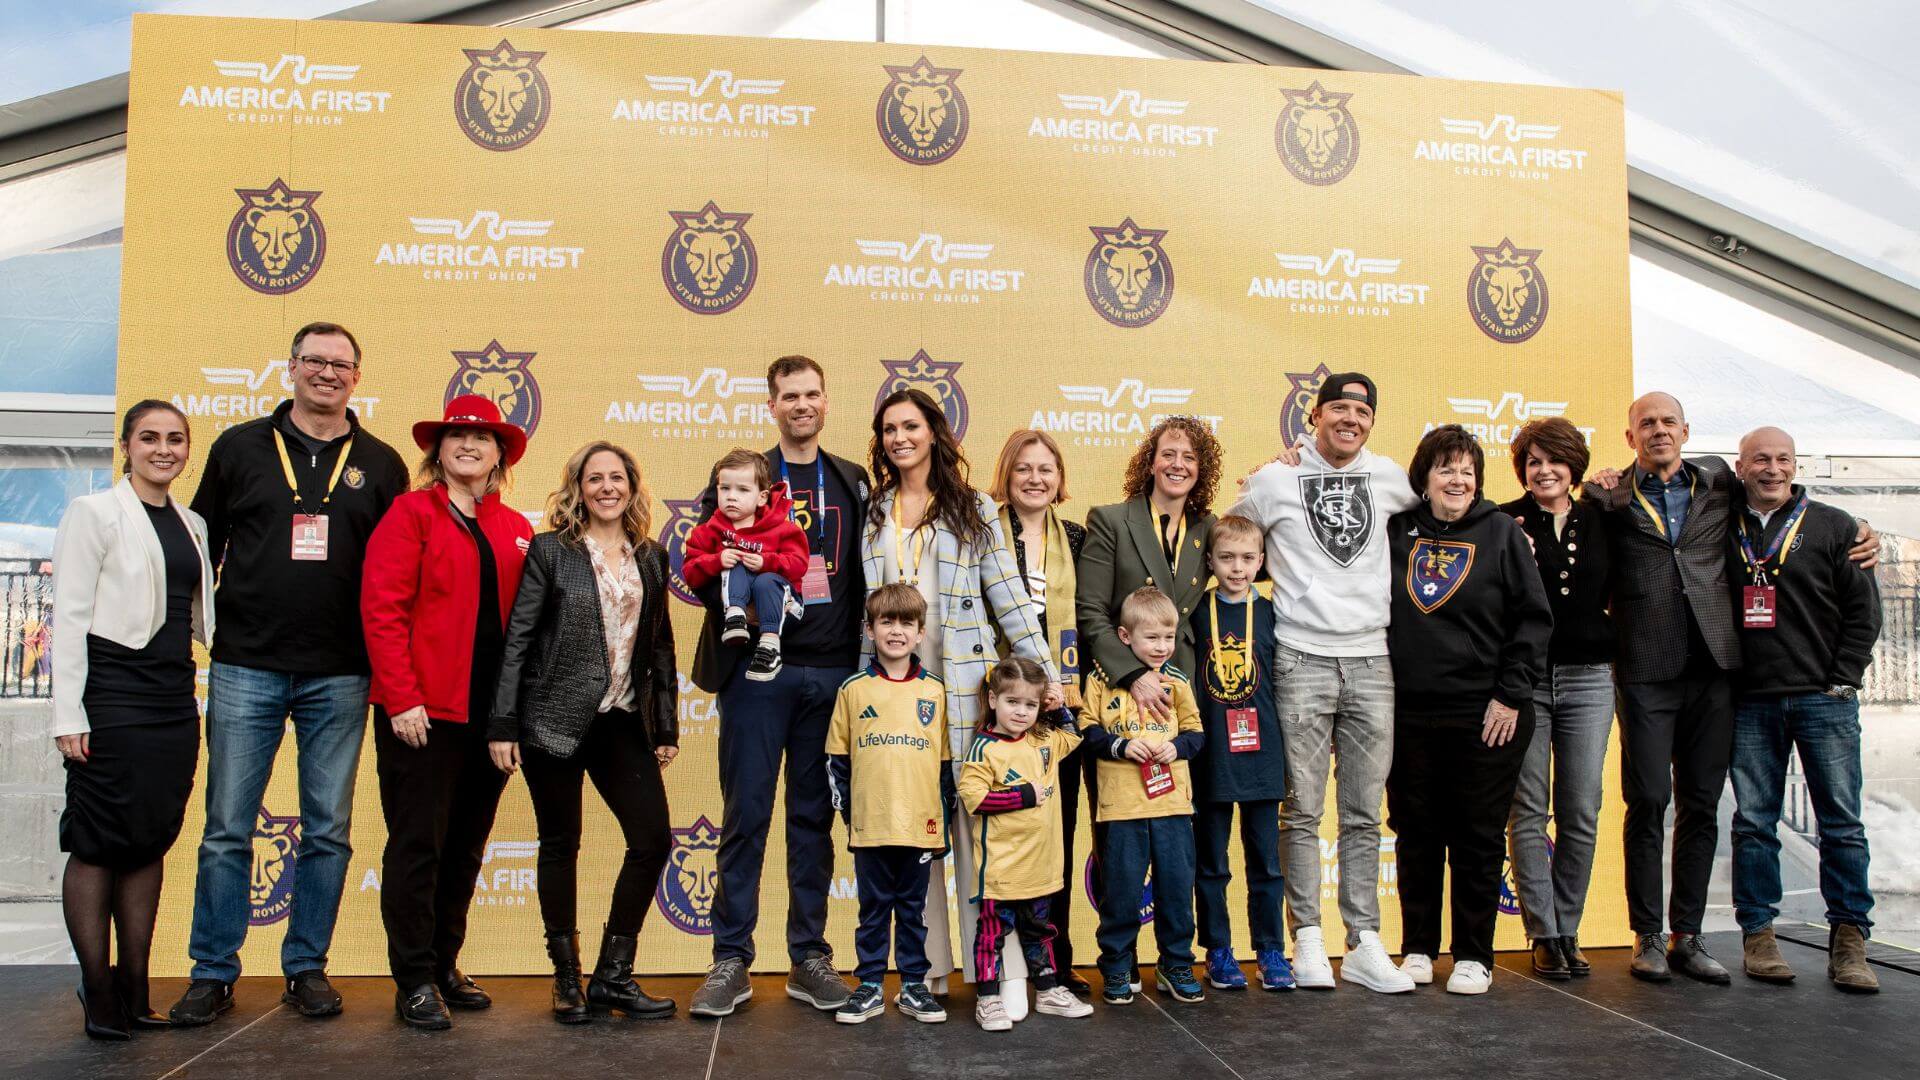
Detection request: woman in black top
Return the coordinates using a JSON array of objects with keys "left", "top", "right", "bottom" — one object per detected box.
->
[
  {"left": 1385, "top": 425, "right": 1551, "bottom": 996},
  {"left": 1499, "top": 417, "right": 1615, "bottom": 979},
  {"left": 50, "top": 401, "right": 215, "bottom": 1038},
  {"left": 493, "top": 441, "right": 679, "bottom": 1023}
]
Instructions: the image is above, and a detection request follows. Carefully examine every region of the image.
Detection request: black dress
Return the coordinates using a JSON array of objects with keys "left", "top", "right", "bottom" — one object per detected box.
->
[{"left": 61, "top": 500, "right": 202, "bottom": 869}]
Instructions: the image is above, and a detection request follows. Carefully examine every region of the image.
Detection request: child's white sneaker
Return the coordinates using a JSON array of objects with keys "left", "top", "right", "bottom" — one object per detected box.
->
[
  {"left": 1034, "top": 986, "right": 1093, "bottom": 1018},
  {"left": 974, "top": 995, "right": 1012, "bottom": 1032},
  {"left": 1401, "top": 953, "right": 1434, "bottom": 985},
  {"left": 1292, "top": 927, "right": 1336, "bottom": 989}
]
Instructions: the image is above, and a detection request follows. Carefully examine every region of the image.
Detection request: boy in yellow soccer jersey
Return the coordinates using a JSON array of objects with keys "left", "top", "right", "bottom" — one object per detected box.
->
[
  {"left": 826, "top": 583, "right": 954, "bottom": 1025},
  {"left": 957, "top": 657, "right": 1118, "bottom": 1031},
  {"left": 1086, "top": 587, "right": 1207, "bottom": 1006}
]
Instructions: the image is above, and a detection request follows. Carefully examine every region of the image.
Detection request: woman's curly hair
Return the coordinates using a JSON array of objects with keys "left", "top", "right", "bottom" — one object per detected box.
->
[{"left": 1120, "top": 415, "right": 1222, "bottom": 518}]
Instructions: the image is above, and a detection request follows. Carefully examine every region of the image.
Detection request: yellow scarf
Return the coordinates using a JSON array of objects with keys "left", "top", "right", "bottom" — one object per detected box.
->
[{"left": 999, "top": 506, "right": 1082, "bottom": 708}]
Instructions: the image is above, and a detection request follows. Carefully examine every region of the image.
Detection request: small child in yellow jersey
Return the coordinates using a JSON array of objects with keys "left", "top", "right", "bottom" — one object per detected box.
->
[
  {"left": 826, "top": 582, "right": 953, "bottom": 1025},
  {"left": 1085, "top": 586, "right": 1207, "bottom": 1006},
  {"left": 958, "top": 657, "right": 1114, "bottom": 1031}
]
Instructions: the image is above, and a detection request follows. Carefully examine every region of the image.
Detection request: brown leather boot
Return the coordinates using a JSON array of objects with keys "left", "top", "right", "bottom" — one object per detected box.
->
[
  {"left": 1741, "top": 926, "right": 1794, "bottom": 983},
  {"left": 1828, "top": 924, "right": 1879, "bottom": 994}
]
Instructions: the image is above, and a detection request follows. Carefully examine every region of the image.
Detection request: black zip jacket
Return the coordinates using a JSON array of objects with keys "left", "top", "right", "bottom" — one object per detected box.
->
[
  {"left": 1726, "top": 487, "right": 1881, "bottom": 696},
  {"left": 1388, "top": 498, "right": 1552, "bottom": 723},
  {"left": 189, "top": 401, "right": 408, "bottom": 674}
]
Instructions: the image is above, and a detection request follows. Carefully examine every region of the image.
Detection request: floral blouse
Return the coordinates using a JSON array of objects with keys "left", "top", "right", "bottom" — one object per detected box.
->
[{"left": 584, "top": 534, "right": 644, "bottom": 713}]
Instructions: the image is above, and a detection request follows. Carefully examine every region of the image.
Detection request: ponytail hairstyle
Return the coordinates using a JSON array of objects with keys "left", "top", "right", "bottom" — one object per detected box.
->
[
  {"left": 119, "top": 399, "right": 191, "bottom": 475},
  {"left": 981, "top": 656, "right": 1051, "bottom": 727}
]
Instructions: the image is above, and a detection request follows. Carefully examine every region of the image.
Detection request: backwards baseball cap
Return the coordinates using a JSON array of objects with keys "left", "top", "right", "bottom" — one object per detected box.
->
[{"left": 1314, "top": 372, "right": 1377, "bottom": 413}]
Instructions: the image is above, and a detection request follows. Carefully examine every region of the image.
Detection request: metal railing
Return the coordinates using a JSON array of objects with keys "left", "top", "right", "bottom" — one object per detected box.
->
[{"left": 1, "top": 559, "right": 54, "bottom": 699}]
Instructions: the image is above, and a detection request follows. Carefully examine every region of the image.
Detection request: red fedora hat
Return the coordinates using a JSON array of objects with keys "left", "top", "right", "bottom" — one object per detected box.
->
[{"left": 412, "top": 394, "right": 529, "bottom": 466}]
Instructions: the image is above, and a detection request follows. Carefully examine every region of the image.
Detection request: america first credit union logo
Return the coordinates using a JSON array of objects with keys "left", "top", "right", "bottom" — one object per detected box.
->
[
  {"left": 875, "top": 351, "right": 969, "bottom": 441},
  {"left": 1467, "top": 238, "right": 1549, "bottom": 343},
  {"left": 660, "top": 498, "right": 707, "bottom": 605},
  {"left": 1029, "top": 88, "right": 1218, "bottom": 157},
  {"left": 1280, "top": 364, "right": 1333, "bottom": 447},
  {"left": 445, "top": 341, "right": 542, "bottom": 438},
  {"left": 1407, "top": 538, "right": 1476, "bottom": 613},
  {"left": 1301, "top": 473, "right": 1375, "bottom": 568},
  {"left": 376, "top": 210, "right": 585, "bottom": 284},
  {"left": 656, "top": 815, "right": 722, "bottom": 935},
  {"left": 180, "top": 55, "right": 391, "bottom": 125},
  {"left": 877, "top": 56, "right": 969, "bottom": 165},
  {"left": 455, "top": 40, "right": 551, "bottom": 151},
  {"left": 823, "top": 233, "right": 1024, "bottom": 304},
  {"left": 1249, "top": 248, "right": 1431, "bottom": 319},
  {"left": 1084, "top": 219, "right": 1173, "bottom": 328},
  {"left": 226, "top": 180, "right": 326, "bottom": 295},
  {"left": 662, "top": 202, "right": 757, "bottom": 314},
  {"left": 613, "top": 69, "right": 816, "bottom": 136},
  {"left": 1416, "top": 114, "right": 1588, "bottom": 180},
  {"left": 1275, "top": 81, "right": 1359, "bottom": 185},
  {"left": 250, "top": 805, "right": 302, "bottom": 926}
]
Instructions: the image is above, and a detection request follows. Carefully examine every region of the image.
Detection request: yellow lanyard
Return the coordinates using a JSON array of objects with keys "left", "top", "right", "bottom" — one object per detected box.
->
[
  {"left": 890, "top": 496, "right": 930, "bottom": 585},
  {"left": 272, "top": 429, "right": 353, "bottom": 512},
  {"left": 1737, "top": 496, "right": 1811, "bottom": 584},
  {"left": 1207, "top": 586, "right": 1251, "bottom": 662},
  {"left": 1631, "top": 468, "right": 1696, "bottom": 541}
]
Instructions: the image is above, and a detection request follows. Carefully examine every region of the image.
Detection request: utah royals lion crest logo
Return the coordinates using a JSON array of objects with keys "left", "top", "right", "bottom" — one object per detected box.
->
[
  {"left": 1467, "top": 238, "right": 1549, "bottom": 343},
  {"left": 877, "top": 56, "right": 969, "bottom": 165},
  {"left": 1084, "top": 218, "right": 1174, "bottom": 328},
  {"left": 1300, "top": 473, "right": 1375, "bottom": 568},
  {"left": 445, "top": 341, "right": 542, "bottom": 438},
  {"left": 1275, "top": 81, "right": 1359, "bottom": 185},
  {"left": 659, "top": 498, "right": 707, "bottom": 606},
  {"left": 1407, "top": 538, "right": 1475, "bottom": 613},
  {"left": 1281, "top": 364, "right": 1334, "bottom": 447},
  {"left": 455, "top": 40, "right": 551, "bottom": 151},
  {"left": 249, "top": 805, "right": 302, "bottom": 927},
  {"left": 226, "top": 180, "right": 326, "bottom": 295},
  {"left": 875, "top": 351, "right": 969, "bottom": 440},
  {"left": 663, "top": 202, "right": 758, "bottom": 314},
  {"left": 655, "top": 815, "right": 722, "bottom": 935}
]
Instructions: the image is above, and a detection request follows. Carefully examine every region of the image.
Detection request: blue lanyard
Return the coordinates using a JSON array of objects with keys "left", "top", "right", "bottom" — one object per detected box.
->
[
  {"left": 780, "top": 455, "right": 827, "bottom": 547},
  {"left": 1736, "top": 493, "right": 1810, "bottom": 584}
]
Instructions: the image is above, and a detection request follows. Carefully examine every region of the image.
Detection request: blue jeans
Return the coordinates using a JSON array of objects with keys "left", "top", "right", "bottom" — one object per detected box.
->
[
  {"left": 1731, "top": 692, "right": 1873, "bottom": 935},
  {"left": 1508, "top": 663, "right": 1613, "bottom": 940},
  {"left": 1195, "top": 799, "right": 1284, "bottom": 952},
  {"left": 722, "top": 565, "right": 793, "bottom": 637},
  {"left": 1096, "top": 816, "right": 1197, "bottom": 975},
  {"left": 187, "top": 663, "right": 369, "bottom": 982}
]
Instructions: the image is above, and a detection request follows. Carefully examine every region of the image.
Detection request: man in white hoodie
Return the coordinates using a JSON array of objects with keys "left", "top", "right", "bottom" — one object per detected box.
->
[{"left": 1227, "top": 373, "right": 1418, "bottom": 994}]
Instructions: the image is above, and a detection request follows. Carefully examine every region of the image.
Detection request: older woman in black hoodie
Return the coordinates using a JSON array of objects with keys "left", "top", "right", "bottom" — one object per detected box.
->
[{"left": 1385, "top": 425, "right": 1551, "bottom": 996}]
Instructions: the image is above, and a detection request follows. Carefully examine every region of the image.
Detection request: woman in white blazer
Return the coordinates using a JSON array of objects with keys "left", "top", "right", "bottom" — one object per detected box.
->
[{"left": 51, "top": 400, "right": 214, "bottom": 1039}]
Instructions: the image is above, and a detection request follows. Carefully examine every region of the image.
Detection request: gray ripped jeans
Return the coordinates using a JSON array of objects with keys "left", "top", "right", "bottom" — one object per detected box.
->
[{"left": 1274, "top": 644, "right": 1395, "bottom": 948}]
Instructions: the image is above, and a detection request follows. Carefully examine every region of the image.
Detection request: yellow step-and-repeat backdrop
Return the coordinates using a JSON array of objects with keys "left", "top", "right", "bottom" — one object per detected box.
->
[{"left": 119, "top": 13, "right": 1631, "bottom": 975}]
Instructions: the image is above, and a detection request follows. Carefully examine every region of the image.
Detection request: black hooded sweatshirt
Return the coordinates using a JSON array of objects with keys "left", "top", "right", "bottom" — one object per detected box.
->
[{"left": 1387, "top": 497, "right": 1553, "bottom": 725}]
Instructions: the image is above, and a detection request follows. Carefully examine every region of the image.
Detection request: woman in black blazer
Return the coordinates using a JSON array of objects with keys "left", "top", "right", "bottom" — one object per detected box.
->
[{"left": 492, "top": 441, "right": 678, "bottom": 1023}]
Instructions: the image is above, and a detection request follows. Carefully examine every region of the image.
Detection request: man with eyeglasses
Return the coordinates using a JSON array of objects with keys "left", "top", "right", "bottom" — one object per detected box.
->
[{"left": 170, "top": 322, "right": 409, "bottom": 1026}]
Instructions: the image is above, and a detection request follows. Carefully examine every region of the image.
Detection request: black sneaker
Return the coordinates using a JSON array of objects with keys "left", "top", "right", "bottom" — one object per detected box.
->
[
  {"left": 168, "top": 979, "right": 234, "bottom": 1026},
  {"left": 834, "top": 981, "right": 884, "bottom": 1025},
  {"left": 721, "top": 608, "right": 750, "bottom": 644},
  {"left": 1102, "top": 970, "right": 1134, "bottom": 1006},
  {"left": 1156, "top": 965, "right": 1205, "bottom": 1003},
  {"left": 745, "top": 640, "right": 783, "bottom": 683},
  {"left": 894, "top": 981, "right": 947, "bottom": 1023},
  {"left": 282, "top": 970, "right": 344, "bottom": 1017}
]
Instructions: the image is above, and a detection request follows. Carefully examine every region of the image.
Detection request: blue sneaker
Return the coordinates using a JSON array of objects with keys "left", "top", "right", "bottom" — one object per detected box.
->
[
  {"left": 1155, "top": 965, "right": 1206, "bottom": 1003},
  {"left": 1101, "top": 970, "right": 1134, "bottom": 1006},
  {"left": 1206, "top": 947, "right": 1247, "bottom": 990},
  {"left": 1256, "top": 949, "right": 1296, "bottom": 991}
]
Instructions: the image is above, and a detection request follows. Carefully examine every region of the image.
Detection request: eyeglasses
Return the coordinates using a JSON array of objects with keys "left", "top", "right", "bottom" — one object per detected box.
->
[{"left": 292, "top": 355, "right": 359, "bottom": 376}]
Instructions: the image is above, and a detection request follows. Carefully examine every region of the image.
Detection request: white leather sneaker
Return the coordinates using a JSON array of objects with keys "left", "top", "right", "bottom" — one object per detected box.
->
[
  {"left": 1339, "top": 932, "right": 1416, "bottom": 993},
  {"left": 975, "top": 995, "right": 1012, "bottom": 1032},
  {"left": 1034, "top": 986, "right": 1093, "bottom": 1018},
  {"left": 1002, "top": 977, "right": 1029, "bottom": 1021},
  {"left": 1400, "top": 953, "right": 1434, "bottom": 985},
  {"left": 1447, "top": 961, "right": 1491, "bottom": 995},
  {"left": 1292, "top": 927, "right": 1336, "bottom": 990}
]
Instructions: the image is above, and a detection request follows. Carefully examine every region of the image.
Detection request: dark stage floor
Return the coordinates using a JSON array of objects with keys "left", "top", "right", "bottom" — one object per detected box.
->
[{"left": 7, "top": 929, "right": 1915, "bottom": 1079}]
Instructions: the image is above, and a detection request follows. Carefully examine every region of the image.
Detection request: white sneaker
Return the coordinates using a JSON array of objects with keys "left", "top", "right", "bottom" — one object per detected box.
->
[
  {"left": 1034, "top": 986, "right": 1093, "bottom": 1018},
  {"left": 1292, "top": 927, "right": 1336, "bottom": 990},
  {"left": 1002, "top": 977, "right": 1029, "bottom": 1021},
  {"left": 975, "top": 995, "right": 1012, "bottom": 1032},
  {"left": 1401, "top": 953, "right": 1434, "bottom": 985},
  {"left": 1447, "top": 961, "right": 1491, "bottom": 995},
  {"left": 1339, "top": 932, "right": 1416, "bottom": 993}
]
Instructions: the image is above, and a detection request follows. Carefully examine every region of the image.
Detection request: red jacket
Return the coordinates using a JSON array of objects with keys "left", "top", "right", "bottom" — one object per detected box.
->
[
  {"left": 681, "top": 486, "right": 811, "bottom": 590},
  {"left": 362, "top": 485, "right": 532, "bottom": 723}
]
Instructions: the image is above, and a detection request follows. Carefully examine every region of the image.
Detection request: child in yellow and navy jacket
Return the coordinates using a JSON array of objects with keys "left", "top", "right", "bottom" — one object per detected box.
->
[
  {"left": 956, "top": 657, "right": 1120, "bottom": 1031},
  {"left": 827, "top": 583, "right": 954, "bottom": 1026},
  {"left": 1086, "top": 586, "right": 1206, "bottom": 1005}
]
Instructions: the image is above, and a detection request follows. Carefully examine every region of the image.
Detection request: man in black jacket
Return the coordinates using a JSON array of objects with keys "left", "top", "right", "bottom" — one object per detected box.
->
[
  {"left": 171, "top": 322, "right": 409, "bottom": 1025},
  {"left": 688, "top": 356, "right": 868, "bottom": 1018},
  {"left": 1725, "top": 427, "right": 1881, "bottom": 993}
]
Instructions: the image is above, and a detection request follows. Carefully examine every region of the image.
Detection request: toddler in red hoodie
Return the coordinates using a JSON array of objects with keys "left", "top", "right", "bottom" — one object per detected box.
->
[{"left": 683, "top": 447, "right": 813, "bottom": 681}]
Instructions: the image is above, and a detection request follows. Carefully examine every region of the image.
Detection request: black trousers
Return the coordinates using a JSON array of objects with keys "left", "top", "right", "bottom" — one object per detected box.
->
[
  {"left": 521, "top": 709, "right": 671, "bottom": 938},
  {"left": 1043, "top": 741, "right": 1089, "bottom": 972},
  {"left": 1386, "top": 712, "right": 1531, "bottom": 967},
  {"left": 852, "top": 846, "right": 933, "bottom": 982},
  {"left": 1617, "top": 668, "right": 1734, "bottom": 934},
  {"left": 374, "top": 708, "right": 509, "bottom": 988}
]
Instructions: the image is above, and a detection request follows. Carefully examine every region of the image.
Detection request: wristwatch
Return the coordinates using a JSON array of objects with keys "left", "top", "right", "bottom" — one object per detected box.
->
[{"left": 1824, "top": 684, "right": 1858, "bottom": 701}]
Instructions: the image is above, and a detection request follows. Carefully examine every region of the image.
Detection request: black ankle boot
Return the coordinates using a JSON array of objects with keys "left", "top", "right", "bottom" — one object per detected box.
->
[
  {"left": 545, "top": 931, "right": 591, "bottom": 1024},
  {"left": 587, "top": 927, "right": 675, "bottom": 1018}
]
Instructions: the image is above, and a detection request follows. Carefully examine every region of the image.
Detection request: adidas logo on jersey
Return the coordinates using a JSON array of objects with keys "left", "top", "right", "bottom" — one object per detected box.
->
[{"left": 860, "top": 705, "right": 880, "bottom": 719}]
